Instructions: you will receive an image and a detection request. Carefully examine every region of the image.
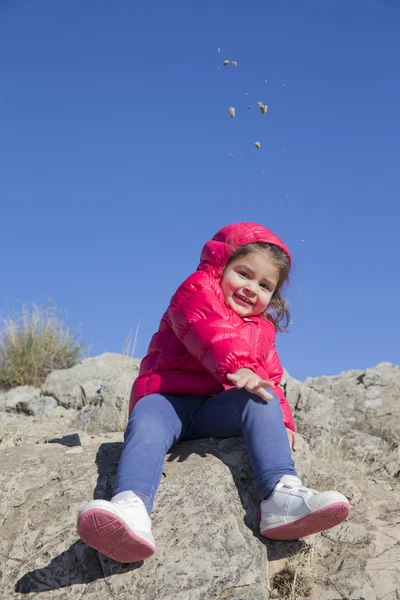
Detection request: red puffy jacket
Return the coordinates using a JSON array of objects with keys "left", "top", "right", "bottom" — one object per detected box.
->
[{"left": 130, "top": 222, "right": 295, "bottom": 431}]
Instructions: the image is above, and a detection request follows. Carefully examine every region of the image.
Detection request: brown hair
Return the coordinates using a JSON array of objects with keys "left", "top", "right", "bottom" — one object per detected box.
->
[{"left": 224, "top": 242, "right": 291, "bottom": 332}]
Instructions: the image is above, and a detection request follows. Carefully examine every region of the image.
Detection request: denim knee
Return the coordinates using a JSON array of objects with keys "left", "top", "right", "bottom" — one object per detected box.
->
[
  {"left": 235, "top": 389, "right": 279, "bottom": 411},
  {"left": 241, "top": 392, "right": 288, "bottom": 432},
  {"left": 126, "top": 394, "right": 183, "bottom": 447}
]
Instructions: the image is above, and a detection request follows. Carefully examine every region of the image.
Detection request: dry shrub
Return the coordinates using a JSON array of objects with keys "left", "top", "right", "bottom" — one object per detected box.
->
[
  {"left": 0, "top": 303, "right": 81, "bottom": 389},
  {"left": 271, "top": 543, "right": 315, "bottom": 600}
]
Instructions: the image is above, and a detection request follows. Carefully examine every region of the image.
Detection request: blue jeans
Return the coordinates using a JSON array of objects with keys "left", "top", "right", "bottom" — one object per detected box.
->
[{"left": 114, "top": 388, "right": 297, "bottom": 513}]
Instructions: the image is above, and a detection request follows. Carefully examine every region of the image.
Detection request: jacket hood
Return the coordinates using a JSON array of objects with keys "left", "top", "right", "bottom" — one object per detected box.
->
[{"left": 197, "top": 222, "right": 291, "bottom": 274}]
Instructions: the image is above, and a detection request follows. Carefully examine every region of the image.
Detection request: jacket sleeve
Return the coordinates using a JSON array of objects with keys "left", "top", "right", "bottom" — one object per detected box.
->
[
  {"left": 168, "top": 271, "right": 264, "bottom": 384},
  {"left": 266, "top": 340, "right": 296, "bottom": 431}
]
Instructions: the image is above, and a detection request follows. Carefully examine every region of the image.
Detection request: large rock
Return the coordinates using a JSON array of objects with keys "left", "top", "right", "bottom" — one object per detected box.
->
[
  {"left": 1, "top": 431, "right": 400, "bottom": 600},
  {"left": 1, "top": 356, "right": 400, "bottom": 599},
  {"left": 0, "top": 406, "right": 80, "bottom": 448},
  {"left": 282, "top": 362, "right": 400, "bottom": 447},
  {"left": 0, "top": 435, "right": 308, "bottom": 600},
  {"left": 43, "top": 353, "right": 140, "bottom": 433},
  {"left": 5, "top": 385, "right": 58, "bottom": 416}
]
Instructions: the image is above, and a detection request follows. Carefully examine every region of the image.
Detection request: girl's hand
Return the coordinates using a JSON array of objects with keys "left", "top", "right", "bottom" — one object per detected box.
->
[
  {"left": 227, "top": 368, "right": 274, "bottom": 401},
  {"left": 286, "top": 428, "right": 298, "bottom": 452}
]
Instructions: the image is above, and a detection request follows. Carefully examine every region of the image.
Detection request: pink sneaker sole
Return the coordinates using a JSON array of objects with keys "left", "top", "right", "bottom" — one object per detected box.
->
[
  {"left": 260, "top": 501, "right": 350, "bottom": 541},
  {"left": 77, "top": 508, "right": 155, "bottom": 563}
]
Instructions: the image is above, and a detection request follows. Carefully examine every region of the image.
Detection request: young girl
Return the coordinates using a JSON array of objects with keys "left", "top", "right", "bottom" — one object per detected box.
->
[{"left": 77, "top": 222, "right": 350, "bottom": 563}]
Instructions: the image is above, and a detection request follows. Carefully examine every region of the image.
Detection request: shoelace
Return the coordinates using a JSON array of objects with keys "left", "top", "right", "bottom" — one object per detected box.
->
[
  {"left": 282, "top": 483, "right": 319, "bottom": 495},
  {"left": 113, "top": 497, "right": 143, "bottom": 508}
]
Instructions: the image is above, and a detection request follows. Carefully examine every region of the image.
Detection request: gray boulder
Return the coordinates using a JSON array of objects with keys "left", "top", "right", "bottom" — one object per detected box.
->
[
  {"left": 5, "top": 385, "right": 58, "bottom": 417},
  {"left": 1, "top": 431, "right": 400, "bottom": 600},
  {"left": 0, "top": 405, "right": 80, "bottom": 448},
  {"left": 1, "top": 436, "right": 311, "bottom": 600},
  {"left": 43, "top": 353, "right": 140, "bottom": 433},
  {"left": 1, "top": 356, "right": 400, "bottom": 599},
  {"left": 283, "top": 362, "right": 400, "bottom": 447}
]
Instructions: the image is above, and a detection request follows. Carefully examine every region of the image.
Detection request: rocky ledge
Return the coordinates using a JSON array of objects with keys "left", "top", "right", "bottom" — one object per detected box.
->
[{"left": 1, "top": 354, "right": 399, "bottom": 600}]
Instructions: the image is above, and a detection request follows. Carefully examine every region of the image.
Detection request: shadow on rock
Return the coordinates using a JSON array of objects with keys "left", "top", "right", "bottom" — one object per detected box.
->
[
  {"left": 15, "top": 540, "right": 143, "bottom": 593},
  {"left": 93, "top": 441, "right": 123, "bottom": 500}
]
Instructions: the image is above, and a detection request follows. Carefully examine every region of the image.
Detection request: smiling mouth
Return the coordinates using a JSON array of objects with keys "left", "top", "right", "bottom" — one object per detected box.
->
[{"left": 233, "top": 293, "right": 254, "bottom": 307}]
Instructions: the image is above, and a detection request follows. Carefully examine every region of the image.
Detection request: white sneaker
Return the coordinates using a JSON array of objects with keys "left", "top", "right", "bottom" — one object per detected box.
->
[
  {"left": 259, "top": 475, "right": 350, "bottom": 541},
  {"left": 77, "top": 491, "right": 155, "bottom": 562}
]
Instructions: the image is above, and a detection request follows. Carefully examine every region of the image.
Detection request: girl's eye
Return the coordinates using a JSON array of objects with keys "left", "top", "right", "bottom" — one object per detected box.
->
[
  {"left": 238, "top": 271, "right": 248, "bottom": 278},
  {"left": 260, "top": 283, "right": 270, "bottom": 291}
]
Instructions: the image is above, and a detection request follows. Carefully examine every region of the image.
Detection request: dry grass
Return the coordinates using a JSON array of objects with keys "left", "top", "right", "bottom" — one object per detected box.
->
[
  {"left": 271, "top": 541, "right": 316, "bottom": 599},
  {"left": 0, "top": 303, "right": 81, "bottom": 389},
  {"left": 122, "top": 319, "right": 142, "bottom": 359},
  {"left": 119, "top": 319, "right": 142, "bottom": 430},
  {"left": 312, "top": 434, "right": 347, "bottom": 461}
]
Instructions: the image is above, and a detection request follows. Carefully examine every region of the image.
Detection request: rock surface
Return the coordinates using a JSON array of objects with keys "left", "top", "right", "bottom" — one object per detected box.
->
[
  {"left": 2, "top": 436, "right": 302, "bottom": 600},
  {"left": 282, "top": 362, "right": 400, "bottom": 447},
  {"left": 4, "top": 385, "right": 57, "bottom": 416},
  {"left": 0, "top": 356, "right": 399, "bottom": 599},
  {"left": 43, "top": 353, "right": 140, "bottom": 434}
]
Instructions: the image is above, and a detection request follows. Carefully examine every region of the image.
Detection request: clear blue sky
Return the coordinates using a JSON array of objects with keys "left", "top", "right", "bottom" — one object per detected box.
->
[{"left": 1, "top": 1, "right": 399, "bottom": 380}]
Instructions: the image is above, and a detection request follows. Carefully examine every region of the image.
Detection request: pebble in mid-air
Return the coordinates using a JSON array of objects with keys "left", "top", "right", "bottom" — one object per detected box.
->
[
  {"left": 258, "top": 101, "right": 268, "bottom": 115},
  {"left": 228, "top": 107, "right": 236, "bottom": 118},
  {"left": 223, "top": 60, "right": 229, "bottom": 66},
  {"left": 255, "top": 142, "right": 261, "bottom": 149}
]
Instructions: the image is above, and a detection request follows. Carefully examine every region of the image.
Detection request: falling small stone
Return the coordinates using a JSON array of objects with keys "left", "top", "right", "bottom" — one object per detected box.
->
[
  {"left": 264, "top": 80, "right": 268, "bottom": 84},
  {"left": 282, "top": 151, "right": 286, "bottom": 157},
  {"left": 281, "top": 83, "right": 286, "bottom": 87},
  {"left": 228, "top": 153, "right": 234, "bottom": 157},
  {"left": 255, "top": 142, "right": 261, "bottom": 149},
  {"left": 232, "top": 61, "right": 238, "bottom": 67},
  {"left": 217, "top": 47, "right": 221, "bottom": 52},
  {"left": 258, "top": 102, "right": 268, "bottom": 115},
  {"left": 300, "top": 239, "right": 304, "bottom": 243},
  {"left": 223, "top": 60, "right": 229, "bottom": 66},
  {"left": 228, "top": 107, "right": 236, "bottom": 118},
  {"left": 247, "top": 106, "right": 251, "bottom": 110}
]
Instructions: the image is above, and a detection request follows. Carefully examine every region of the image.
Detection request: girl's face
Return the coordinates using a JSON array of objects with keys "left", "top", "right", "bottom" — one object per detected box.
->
[{"left": 221, "top": 251, "right": 280, "bottom": 318}]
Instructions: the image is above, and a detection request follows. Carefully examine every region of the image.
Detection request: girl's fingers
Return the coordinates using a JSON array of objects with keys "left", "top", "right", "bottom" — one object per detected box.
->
[
  {"left": 251, "top": 379, "right": 273, "bottom": 391},
  {"left": 254, "top": 387, "right": 273, "bottom": 401},
  {"left": 262, "top": 380, "right": 274, "bottom": 388},
  {"left": 227, "top": 374, "right": 274, "bottom": 399},
  {"left": 255, "top": 380, "right": 274, "bottom": 400},
  {"left": 286, "top": 429, "right": 297, "bottom": 451},
  {"left": 228, "top": 374, "right": 244, "bottom": 387},
  {"left": 227, "top": 373, "right": 248, "bottom": 389}
]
